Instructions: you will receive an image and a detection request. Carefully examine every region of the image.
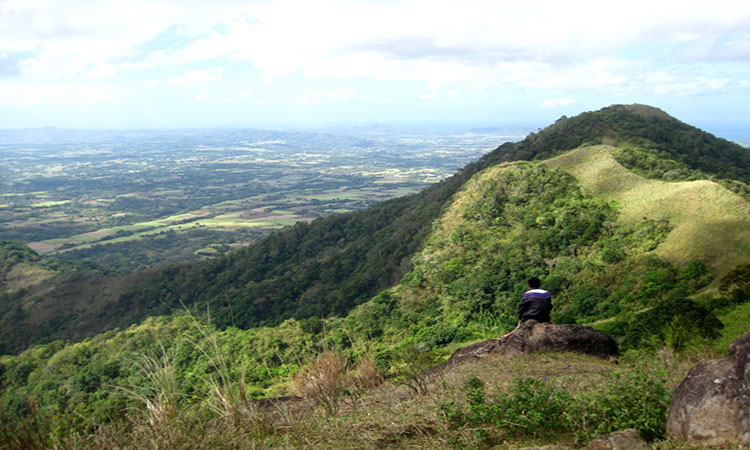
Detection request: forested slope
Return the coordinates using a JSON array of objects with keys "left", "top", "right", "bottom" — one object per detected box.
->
[
  {"left": 2, "top": 143, "right": 746, "bottom": 444},
  {"left": 0, "top": 241, "right": 161, "bottom": 354},
  {"left": 1, "top": 104, "right": 749, "bottom": 354}
]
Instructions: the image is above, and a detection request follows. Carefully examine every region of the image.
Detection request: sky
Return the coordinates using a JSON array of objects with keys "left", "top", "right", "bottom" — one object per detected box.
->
[{"left": 1, "top": 0, "right": 750, "bottom": 134}]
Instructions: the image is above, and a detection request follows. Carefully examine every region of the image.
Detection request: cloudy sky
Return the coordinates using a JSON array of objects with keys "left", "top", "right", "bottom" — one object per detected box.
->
[{"left": 1, "top": 0, "right": 750, "bottom": 133}]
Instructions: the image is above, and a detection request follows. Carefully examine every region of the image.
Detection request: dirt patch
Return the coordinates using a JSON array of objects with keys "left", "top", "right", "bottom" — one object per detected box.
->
[
  {"left": 27, "top": 241, "right": 63, "bottom": 253},
  {"left": 80, "top": 230, "right": 115, "bottom": 239}
]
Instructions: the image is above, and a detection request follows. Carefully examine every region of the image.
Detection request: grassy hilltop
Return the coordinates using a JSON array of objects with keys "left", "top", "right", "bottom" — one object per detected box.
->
[
  {"left": 546, "top": 144, "right": 750, "bottom": 282},
  {"left": 1, "top": 104, "right": 749, "bottom": 448}
]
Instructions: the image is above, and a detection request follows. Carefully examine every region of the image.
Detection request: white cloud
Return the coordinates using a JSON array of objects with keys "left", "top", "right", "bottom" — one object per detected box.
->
[
  {"left": 285, "top": 90, "right": 357, "bottom": 104},
  {"left": 130, "top": 0, "right": 749, "bottom": 98},
  {"left": 2, "top": 0, "right": 750, "bottom": 125},
  {"left": 650, "top": 77, "right": 730, "bottom": 95},
  {"left": 541, "top": 98, "right": 577, "bottom": 108},
  {"left": 0, "top": 80, "right": 116, "bottom": 105},
  {"left": 6, "top": 2, "right": 750, "bottom": 84},
  {"left": 167, "top": 67, "right": 223, "bottom": 84},
  {"left": 194, "top": 92, "right": 211, "bottom": 101},
  {"left": 84, "top": 64, "right": 118, "bottom": 79}
]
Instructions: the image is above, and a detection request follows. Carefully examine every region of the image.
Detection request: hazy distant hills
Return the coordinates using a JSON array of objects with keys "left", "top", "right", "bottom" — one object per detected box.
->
[{"left": 1, "top": 104, "right": 749, "bottom": 355}]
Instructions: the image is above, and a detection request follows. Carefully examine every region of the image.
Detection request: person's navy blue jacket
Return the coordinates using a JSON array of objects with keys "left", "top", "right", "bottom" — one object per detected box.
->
[{"left": 518, "top": 288, "right": 552, "bottom": 322}]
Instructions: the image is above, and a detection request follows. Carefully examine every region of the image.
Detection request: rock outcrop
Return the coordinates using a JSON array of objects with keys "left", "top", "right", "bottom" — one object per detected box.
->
[
  {"left": 666, "top": 333, "right": 750, "bottom": 448},
  {"left": 500, "top": 320, "right": 619, "bottom": 358},
  {"left": 436, "top": 320, "right": 618, "bottom": 371}
]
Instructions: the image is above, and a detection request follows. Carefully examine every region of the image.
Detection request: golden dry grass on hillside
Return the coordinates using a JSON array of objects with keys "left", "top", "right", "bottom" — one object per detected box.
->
[{"left": 545, "top": 145, "right": 750, "bottom": 284}]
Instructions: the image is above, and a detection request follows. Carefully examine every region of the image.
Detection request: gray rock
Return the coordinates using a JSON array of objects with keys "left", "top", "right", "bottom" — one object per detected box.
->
[
  {"left": 436, "top": 336, "right": 503, "bottom": 367},
  {"left": 434, "top": 320, "right": 618, "bottom": 371},
  {"left": 666, "top": 333, "right": 750, "bottom": 447},
  {"left": 500, "top": 320, "right": 619, "bottom": 359},
  {"left": 584, "top": 429, "right": 647, "bottom": 450}
]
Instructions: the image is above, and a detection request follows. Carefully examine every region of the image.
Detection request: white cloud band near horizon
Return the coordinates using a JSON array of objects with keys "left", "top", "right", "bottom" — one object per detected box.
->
[{"left": 1, "top": 0, "right": 749, "bottom": 129}]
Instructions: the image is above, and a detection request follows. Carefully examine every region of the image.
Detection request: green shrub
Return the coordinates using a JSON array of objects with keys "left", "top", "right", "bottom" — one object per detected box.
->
[
  {"left": 391, "top": 344, "right": 440, "bottom": 395},
  {"left": 575, "top": 368, "right": 671, "bottom": 441},
  {"left": 415, "top": 322, "right": 458, "bottom": 347},
  {"left": 441, "top": 368, "right": 672, "bottom": 444},
  {"left": 441, "top": 376, "right": 575, "bottom": 441},
  {"left": 622, "top": 288, "right": 723, "bottom": 351}
]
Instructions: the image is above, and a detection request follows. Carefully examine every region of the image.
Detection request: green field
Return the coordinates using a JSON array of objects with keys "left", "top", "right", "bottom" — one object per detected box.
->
[{"left": 51, "top": 213, "right": 299, "bottom": 253}]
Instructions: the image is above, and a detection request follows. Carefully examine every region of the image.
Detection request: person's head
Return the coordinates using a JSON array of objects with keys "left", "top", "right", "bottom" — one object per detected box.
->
[{"left": 528, "top": 277, "right": 541, "bottom": 289}]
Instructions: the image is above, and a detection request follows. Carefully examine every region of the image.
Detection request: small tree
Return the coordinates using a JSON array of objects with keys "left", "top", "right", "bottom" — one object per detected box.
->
[{"left": 392, "top": 344, "right": 440, "bottom": 395}]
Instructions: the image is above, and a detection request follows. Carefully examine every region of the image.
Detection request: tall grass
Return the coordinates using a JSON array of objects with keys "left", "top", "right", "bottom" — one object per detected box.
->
[
  {"left": 182, "top": 308, "right": 271, "bottom": 431},
  {"left": 2, "top": 340, "right": 708, "bottom": 449},
  {"left": 119, "top": 343, "right": 180, "bottom": 429},
  {"left": 101, "top": 310, "right": 275, "bottom": 448}
]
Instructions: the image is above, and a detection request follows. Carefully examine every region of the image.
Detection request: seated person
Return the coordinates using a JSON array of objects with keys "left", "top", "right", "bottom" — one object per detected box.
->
[
  {"left": 504, "top": 277, "right": 552, "bottom": 337},
  {"left": 518, "top": 277, "right": 552, "bottom": 323}
]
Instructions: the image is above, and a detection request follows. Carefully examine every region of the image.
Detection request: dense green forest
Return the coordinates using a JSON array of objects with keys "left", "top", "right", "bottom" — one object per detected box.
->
[
  {"left": 1, "top": 104, "right": 749, "bottom": 448},
  {"left": 115, "top": 104, "right": 750, "bottom": 335}
]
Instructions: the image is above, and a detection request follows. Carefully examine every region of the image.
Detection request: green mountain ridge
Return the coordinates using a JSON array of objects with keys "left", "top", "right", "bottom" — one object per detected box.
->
[{"left": 2, "top": 104, "right": 750, "bottom": 447}]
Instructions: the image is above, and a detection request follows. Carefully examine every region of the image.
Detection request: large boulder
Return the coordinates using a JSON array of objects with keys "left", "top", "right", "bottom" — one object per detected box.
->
[
  {"left": 500, "top": 320, "right": 619, "bottom": 358},
  {"left": 436, "top": 320, "right": 618, "bottom": 370},
  {"left": 666, "top": 333, "right": 750, "bottom": 447}
]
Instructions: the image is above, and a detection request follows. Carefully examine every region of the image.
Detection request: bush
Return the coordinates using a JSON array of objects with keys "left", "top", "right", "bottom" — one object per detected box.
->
[
  {"left": 415, "top": 322, "right": 458, "bottom": 347},
  {"left": 391, "top": 344, "right": 441, "bottom": 395},
  {"left": 622, "top": 288, "right": 723, "bottom": 351},
  {"left": 575, "top": 368, "right": 671, "bottom": 441},
  {"left": 348, "top": 356, "right": 383, "bottom": 390},
  {"left": 720, "top": 264, "right": 750, "bottom": 303},
  {"left": 441, "top": 368, "right": 672, "bottom": 444},
  {"left": 291, "top": 351, "right": 347, "bottom": 416},
  {"left": 441, "top": 376, "right": 575, "bottom": 441}
]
